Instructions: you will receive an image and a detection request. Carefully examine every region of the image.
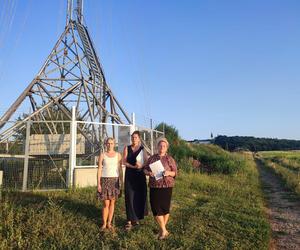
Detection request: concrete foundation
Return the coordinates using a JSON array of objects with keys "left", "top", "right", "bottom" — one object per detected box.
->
[{"left": 74, "top": 168, "right": 97, "bottom": 188}]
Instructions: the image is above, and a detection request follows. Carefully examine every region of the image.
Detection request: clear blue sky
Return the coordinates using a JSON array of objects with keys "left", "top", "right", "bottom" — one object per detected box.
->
[{"left": 0, "top": 0, "right": 300, "bottom": 140}]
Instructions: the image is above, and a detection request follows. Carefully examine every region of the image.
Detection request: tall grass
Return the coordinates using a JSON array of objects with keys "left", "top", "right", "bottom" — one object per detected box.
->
[{"left": 170, "top": 141, "right": 247, "bottom": 174}]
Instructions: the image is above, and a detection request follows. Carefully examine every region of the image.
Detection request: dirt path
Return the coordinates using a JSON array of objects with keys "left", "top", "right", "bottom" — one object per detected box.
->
[{"left": 256, "top": 159, "right": 300, "bottom": 250}]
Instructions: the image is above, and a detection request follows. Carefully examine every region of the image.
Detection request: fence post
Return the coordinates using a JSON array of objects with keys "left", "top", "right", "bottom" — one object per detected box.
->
[
  {"left": 0, "top": 170, "right": 3, "bottom": 200},
  {"left": 130, "top": 112, "right": 136, "bottom": 135},
  {"left": 150, "top": 118, "right": 154, "bottom": 155},
  {"left": 6, "top": 139, "right": 8, "bottom": 153},
  {"left": 22, "top": 120, "right": 31, "bottom": 192},
  {"left": 68, "top": 106, "right": 77, "bottom": 188}
]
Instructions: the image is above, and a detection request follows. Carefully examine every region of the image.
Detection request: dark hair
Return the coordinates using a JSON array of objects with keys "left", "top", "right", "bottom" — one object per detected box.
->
[{"left": 131, "top": 130, "right": 141, "bottom": 138}]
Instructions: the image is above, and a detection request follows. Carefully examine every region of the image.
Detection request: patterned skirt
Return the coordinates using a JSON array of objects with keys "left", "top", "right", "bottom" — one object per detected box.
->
[{"left": 97, "top": 177, "right": 121, "bottom": 200}]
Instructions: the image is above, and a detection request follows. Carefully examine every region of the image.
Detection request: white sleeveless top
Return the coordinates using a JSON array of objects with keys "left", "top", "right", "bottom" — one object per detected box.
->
[{"left": 101, "top": 153, "right": 119, "bottom": 177}]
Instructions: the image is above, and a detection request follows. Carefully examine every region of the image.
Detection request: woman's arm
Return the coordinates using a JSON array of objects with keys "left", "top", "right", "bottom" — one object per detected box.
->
[
  {"left": 143, "top": 157, "right": 154, "bottom": 177},
  {"left": 163, "top": 170, "right": 176, "bottom": 177},
  {"left": 142, "top": 149, "right": 149, "bottom": 167},
  {"left": 97, "top": 153, "right": 104, "bottom": 192},
  {"left": 122, "top": 146, "right": 137, "bottom": 169},
  {"left": 164, "top": 157, "right": 178, "bottom": 177}
]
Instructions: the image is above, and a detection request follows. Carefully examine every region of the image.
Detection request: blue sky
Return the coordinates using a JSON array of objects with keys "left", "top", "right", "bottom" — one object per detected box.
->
[{"left": 0, "top": 0, "right": 300, "bottom": 140}]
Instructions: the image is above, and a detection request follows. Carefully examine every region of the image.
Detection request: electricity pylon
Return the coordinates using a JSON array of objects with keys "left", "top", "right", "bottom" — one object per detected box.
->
[{"left": 0, "top": 0, "right": 131, "bottom": 146}]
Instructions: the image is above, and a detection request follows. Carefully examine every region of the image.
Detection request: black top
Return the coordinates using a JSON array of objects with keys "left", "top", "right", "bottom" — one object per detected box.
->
[{"left": 126, "top": 145, "right": 144, "bottom": 167}]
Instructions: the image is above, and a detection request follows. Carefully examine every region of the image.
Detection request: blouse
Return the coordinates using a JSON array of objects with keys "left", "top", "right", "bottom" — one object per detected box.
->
[
  {"left": 101, "top": 153, "right": 119, "bottom": 177},
  {"left": 144, "top": 154, "right": 177, "bottom": 188}
]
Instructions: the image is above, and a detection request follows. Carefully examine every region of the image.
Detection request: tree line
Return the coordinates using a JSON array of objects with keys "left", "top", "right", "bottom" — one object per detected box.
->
[{"left": 213, "top": 135, "right": 300, "bottom": 151}]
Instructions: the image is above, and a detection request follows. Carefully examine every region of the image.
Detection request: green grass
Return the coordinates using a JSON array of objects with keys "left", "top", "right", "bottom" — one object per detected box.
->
[
  {"left": 0, "top": 154, "right": 270, "bottom": 250},
  {"left": 259, "top": 150, "right": 300, "bottom": 171},
  {"left": 259, "top": 150, "right": 300, "bottom": 162}
]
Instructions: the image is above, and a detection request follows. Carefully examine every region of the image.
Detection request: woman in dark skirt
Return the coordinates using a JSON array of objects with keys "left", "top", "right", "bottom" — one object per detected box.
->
[
  {"left": 123, "top": 131, "right": 148, "bottom": 230},
  {"left": 144, "top": 138, "right": 177, "bottom": 240}
]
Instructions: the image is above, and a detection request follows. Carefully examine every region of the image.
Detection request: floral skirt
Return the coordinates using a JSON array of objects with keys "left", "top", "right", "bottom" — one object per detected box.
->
[{"left": 97, "top": 177, "right": 120, "bottom": 200}]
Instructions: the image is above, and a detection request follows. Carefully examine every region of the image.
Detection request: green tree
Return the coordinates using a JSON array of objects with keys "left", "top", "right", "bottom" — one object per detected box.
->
[{"left": 155, "top": 122, "right": 180, "bottom": 145}]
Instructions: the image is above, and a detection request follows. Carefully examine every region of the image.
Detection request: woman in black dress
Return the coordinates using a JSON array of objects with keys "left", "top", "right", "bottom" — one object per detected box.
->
[{"left": 123, "top": 131, "right": 148, "bottom": 230}]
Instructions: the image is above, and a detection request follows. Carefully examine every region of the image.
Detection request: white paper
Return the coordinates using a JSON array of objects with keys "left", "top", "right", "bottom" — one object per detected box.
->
[
  {"left": 149, "top": 160, "right": 165, "bottom": 180},
  {"left": 136, "top": 150, "right": 144, "bottom": 165}
]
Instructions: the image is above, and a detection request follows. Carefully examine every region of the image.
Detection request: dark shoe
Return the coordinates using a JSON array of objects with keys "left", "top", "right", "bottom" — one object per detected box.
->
[{"left": 132, "top": 221, "right": 140, "bottom": 226}]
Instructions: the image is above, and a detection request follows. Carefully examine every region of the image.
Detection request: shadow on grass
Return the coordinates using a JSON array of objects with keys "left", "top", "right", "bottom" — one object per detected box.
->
[
  {"left": 2, "top": 191, "right": 101, "bottom": 224},
  {"left": 1, "top": 190, "right": 141, "bottom": 234}
]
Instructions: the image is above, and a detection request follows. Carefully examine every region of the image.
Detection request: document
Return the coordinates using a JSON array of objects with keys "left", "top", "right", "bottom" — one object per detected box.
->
[{"left": 149, "top": 160, "right": 165, "bottom": 180}]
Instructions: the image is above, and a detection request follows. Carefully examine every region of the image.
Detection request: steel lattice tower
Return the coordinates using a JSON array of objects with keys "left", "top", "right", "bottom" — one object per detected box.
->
[{"left": 0, "top": 0, "right": 131, "bottom": 145}]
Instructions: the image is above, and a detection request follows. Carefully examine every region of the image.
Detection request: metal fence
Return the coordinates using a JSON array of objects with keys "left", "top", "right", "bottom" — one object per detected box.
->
[
  {"left": 0, "top": 121, "right": 71, "bottom": 190},
  {"left": 0, "top": 111, "right": 164, "bottom": 191}
]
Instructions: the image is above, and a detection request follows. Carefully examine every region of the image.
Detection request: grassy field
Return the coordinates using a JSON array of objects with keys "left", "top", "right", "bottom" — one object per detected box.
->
[
  {"left": 257, "top": 151, "right": 300, "bottom": 195},
  {"left": 0, "top": 153, "right": 270, "bottom": 250}
]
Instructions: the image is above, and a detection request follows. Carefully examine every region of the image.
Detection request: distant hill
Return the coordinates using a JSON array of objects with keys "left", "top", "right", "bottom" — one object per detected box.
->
[{"left": 213, "top": 135, "right": 300, "bottom": 152}]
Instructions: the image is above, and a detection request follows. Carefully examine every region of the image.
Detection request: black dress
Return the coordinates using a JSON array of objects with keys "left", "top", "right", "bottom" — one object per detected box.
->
[{"left": 125, "top": 145, "right": 148, "bottom": 221}]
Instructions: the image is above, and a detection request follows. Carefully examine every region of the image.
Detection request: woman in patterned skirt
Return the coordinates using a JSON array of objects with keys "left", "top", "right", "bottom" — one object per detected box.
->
[{"left": 97, "top": 137, "right": 122, "bottom": 231}]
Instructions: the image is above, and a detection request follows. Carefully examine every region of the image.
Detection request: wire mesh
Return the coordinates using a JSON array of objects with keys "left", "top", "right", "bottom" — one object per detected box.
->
[
  {"left": 0, "top": 121, "right": 70, "bottom": 190},
  {"left": 0, "top": 123, "right": 26, "bottom": 189}
]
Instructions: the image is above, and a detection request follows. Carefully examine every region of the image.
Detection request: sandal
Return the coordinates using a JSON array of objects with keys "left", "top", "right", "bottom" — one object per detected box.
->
[
  {"left": 100, "top": 225, "right": 107, "bottom": 232},
  {"left": 158, "top": 231, "right": 170, "bottom": 240},
  {"left": 107, "top": 224, "right": 115, "bottom": 233},
  {"left": 125, "top": 222, "right": 132, "bottom": 231}
]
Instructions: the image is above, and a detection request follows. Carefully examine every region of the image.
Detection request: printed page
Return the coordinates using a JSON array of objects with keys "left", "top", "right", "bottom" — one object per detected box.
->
[{"left": 149, "top": 160, "right": 165, "bottom": 180}]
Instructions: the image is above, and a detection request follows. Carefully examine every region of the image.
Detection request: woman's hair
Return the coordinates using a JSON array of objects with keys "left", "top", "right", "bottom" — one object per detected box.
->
[
  {"left": 131, "top": 130, "right": 141, "bottom": 138},
  {"left": 105, "top": 137, "right": 115, "bottom": 144},
  {"left": 158, "top": 137, "right": 169, "bottom": 148}
]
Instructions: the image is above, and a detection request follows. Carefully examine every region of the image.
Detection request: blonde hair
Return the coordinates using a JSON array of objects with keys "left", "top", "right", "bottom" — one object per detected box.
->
[
  {"left": 158, "top": 137, "right": 169, "bottom": 148},
  {"left": 105, "top": 137, "right": 115, "bottom": 144}
]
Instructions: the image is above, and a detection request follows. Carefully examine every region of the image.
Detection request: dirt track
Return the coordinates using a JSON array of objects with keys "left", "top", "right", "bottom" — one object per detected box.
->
[{"left": 256, "top": 159, "right": 300, "bottom": 250}]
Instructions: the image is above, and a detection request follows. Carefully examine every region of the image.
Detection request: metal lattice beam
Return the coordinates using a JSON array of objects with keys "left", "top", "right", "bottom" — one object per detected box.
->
[{"left": 0, "top": 1, "right": 131, "bottom": 145}]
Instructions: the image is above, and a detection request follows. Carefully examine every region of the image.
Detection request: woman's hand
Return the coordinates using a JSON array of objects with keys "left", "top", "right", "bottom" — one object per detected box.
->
[
  {"left": 149, "top": 172, "right": 154, "bottom": 177},
  {"left": 97, "top": 185, "right": 102, "bottom": 193},
  {"left": 163, "top": 170, "right": 171, "bottom": 177},
  {"left": 136, "top": 162, "right": 142, "bottom": 169}
]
